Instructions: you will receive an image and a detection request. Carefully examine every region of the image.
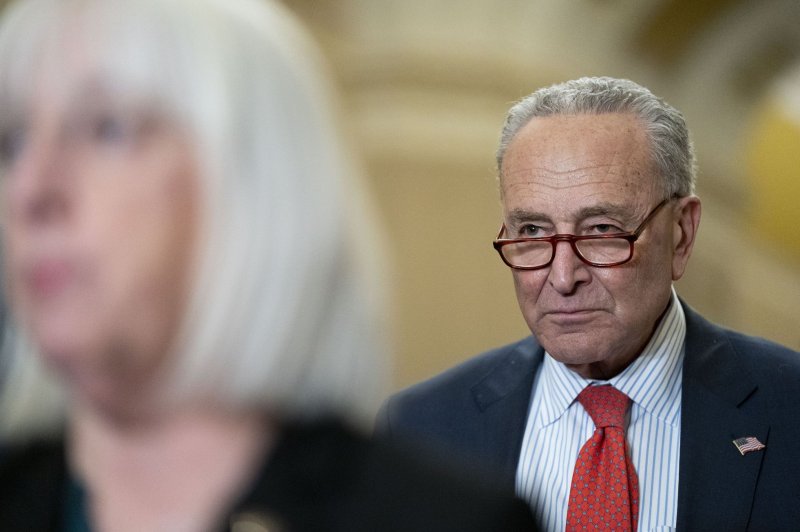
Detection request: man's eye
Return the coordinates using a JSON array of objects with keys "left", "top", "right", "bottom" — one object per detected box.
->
[
  {"left": 519, "top": 225, "right": 543, "bottom": 237},
  {"left": 591, "top": 224, "right": 622, "bottom": 234}
]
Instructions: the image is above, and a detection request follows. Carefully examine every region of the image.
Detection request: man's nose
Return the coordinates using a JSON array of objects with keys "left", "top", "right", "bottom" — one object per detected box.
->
[{"left": 547, "top": 239, "right": 591, "bottom": 294}]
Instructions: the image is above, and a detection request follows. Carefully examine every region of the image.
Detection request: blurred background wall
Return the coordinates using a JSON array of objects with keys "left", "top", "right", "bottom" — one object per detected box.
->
[
  {"left": 282, "top": 0, "right": 800, "bottom": 389},
  {"left": 1, "top": 0, "right": 795, "bottom": 391}
]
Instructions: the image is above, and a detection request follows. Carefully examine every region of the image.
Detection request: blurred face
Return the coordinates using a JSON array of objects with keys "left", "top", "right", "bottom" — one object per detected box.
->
[
  {"left": 0, "top": 56, "right": 200, "bottom": 411},
  {"left": 500, "top": 113, "right": 700, "bottom": 379}
]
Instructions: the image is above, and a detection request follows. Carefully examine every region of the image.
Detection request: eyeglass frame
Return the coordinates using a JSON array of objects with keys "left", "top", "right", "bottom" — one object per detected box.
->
[{"left": 492, "top": 198, "right": 672, "bottom": 270}]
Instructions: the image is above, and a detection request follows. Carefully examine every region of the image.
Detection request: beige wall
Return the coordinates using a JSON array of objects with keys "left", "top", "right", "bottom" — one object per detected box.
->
[
  {"left": 4, "top": 0, "right": 792, "bottom": 390},
  {"left": 284, "top": 0, "right": 800, "bottom": 390}
]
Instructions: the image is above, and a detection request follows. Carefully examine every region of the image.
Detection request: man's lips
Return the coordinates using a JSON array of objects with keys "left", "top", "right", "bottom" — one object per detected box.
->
[
  {"left": 543, "top": 308, "right": 604, "bottom": 324},
  {"left": 544, "top": 308, "right": 603, "bottom": 315}
]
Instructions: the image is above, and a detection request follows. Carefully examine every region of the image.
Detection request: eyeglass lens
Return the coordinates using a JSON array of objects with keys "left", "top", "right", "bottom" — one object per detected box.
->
[{"left": 501, "top": 237, "right": 631, "bottom": 268}]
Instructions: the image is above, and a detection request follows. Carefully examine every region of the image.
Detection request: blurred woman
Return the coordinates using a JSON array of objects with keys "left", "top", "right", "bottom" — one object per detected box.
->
[{"left": 0, "top": 0, "right": 534, "bottom": 530}]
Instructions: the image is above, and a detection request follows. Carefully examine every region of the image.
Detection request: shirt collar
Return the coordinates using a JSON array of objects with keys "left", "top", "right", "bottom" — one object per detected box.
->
[{"left": 537, "top": 288, "right": 685, "bottom": 427}]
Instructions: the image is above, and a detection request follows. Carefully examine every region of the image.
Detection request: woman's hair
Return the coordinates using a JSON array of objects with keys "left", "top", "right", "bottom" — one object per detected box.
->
[
  {"left": 496, "top": 77, "right": 696, "bottom": 199},
  {"left": 0, "top": 0, "right": 390, "bottom": 439}
]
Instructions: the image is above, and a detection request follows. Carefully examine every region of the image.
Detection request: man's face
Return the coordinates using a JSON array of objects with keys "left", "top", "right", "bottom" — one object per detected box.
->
[{"left": 500, "top": 113, "right": 699, "bottom": 379}]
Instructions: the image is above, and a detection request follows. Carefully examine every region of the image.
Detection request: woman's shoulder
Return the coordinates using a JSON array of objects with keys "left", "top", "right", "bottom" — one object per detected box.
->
[
  {"left": 0, "top": 436, "right": 65, "bottom": 488},
  {"left": 232, "top": 417, "right": 535, "bottom": 532},
  {"left": 0, "top": 437, "right": 66, "bottom": 531}
]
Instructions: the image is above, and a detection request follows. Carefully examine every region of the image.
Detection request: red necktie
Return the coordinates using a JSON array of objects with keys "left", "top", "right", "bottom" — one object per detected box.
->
[{"left": 565, "top": 385, "right": 639, "bottom": 532}]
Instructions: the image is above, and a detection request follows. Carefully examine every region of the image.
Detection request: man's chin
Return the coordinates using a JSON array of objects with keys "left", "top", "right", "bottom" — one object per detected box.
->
[
  {"left": 541, "top": 336, "right": 640, "bottom": 380},
  {"left": 538, "top": 326, "right": 598, "bottom": 351},
  {"left": 548, "top": 350, "right": 608, "bottom": 368},
  {"left": 538, "top": 332, "right": 615, "bottom": 365}
]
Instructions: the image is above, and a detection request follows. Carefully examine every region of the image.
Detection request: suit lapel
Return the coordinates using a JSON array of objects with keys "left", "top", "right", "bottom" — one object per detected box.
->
[
  {"left": 677, "top": 305, "right": 767, "bottom": 531},
  {"left": 470, "top": 338, "right": 543, "bottom": 487}
]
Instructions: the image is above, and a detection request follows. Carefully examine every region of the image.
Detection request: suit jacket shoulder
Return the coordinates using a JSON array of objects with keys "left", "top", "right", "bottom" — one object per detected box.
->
[
  {"left": 679, "top": 304, "right": 800, "bottom": 531},
  {"left": 377, "top": 337, "right": 542, "bottom": 486}
]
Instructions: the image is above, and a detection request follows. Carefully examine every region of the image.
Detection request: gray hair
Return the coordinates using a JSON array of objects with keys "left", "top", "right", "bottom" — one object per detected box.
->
[
  {"left": 496, "top": 77, "right": 696, "bottom": 197},
  {"left": 0, "top": 0, "right": 389, "bottom": 439}
]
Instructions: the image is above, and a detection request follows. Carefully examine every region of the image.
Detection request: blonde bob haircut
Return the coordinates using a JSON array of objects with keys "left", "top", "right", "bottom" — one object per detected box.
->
[{"left": 0, "top": 0, "right": 389, "bottom": 438}]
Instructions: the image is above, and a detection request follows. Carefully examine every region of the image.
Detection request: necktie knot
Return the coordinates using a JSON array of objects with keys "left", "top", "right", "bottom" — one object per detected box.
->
[{"left": 577, "top": 385, "right": 630, "bottom": 428}]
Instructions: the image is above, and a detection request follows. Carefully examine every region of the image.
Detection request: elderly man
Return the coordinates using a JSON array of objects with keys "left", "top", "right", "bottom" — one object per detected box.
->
[{"left": 378, "top": 77, "right": 800, "bottom": 531}]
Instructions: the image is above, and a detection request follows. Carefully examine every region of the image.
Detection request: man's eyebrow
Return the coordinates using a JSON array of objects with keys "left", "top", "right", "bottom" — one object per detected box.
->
[
  {"left": 576, "top": 203, "right": 636, "bottom": 223},
  {"left": 505, "top": 209, "right": 551, "bottom": 226},
  {"left": 505, "top": 203, "right": 638, "bottom": 226}
]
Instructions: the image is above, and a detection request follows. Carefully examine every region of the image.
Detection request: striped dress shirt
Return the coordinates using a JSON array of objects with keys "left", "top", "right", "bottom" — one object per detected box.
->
[{"left": 516, "top": 289, "right": 685, "bottom": 532}]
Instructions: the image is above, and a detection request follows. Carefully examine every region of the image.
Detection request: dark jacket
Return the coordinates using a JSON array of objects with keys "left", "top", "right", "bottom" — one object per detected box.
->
[
  {"left": 378, "top": 303, "right": 800, "bottom": 531},
  {"left": 0, "top": 418, "right": 535, "bottom": 531}
]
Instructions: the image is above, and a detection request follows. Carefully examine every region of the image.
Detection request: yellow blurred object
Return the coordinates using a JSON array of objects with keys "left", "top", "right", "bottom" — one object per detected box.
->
[{"left": 747, "top": 98, "right": 800, "bottom": 263}]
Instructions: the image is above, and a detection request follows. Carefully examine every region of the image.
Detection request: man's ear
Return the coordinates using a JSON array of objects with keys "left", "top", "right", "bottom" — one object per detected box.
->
[{"left": 672, "top": 196, "right": 702, "bottom": 281}]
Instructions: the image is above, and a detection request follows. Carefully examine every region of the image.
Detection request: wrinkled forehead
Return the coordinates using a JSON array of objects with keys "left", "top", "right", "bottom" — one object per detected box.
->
[
  {"left": 499, "top": 113, "right": 661, "bottom": 198},
  {"left": 0, "top": 1, "right": 187, "bottom": 122}
]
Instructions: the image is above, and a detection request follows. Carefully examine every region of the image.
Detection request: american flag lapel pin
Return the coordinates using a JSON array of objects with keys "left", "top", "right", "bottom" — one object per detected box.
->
[{"left": 732, "top": 436, "right": 766, "bottom": 456}]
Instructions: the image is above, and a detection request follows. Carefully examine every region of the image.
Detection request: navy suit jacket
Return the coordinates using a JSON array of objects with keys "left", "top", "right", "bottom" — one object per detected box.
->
[{"left": 378, "top": 303, "right": 800, "bottom": 531}]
